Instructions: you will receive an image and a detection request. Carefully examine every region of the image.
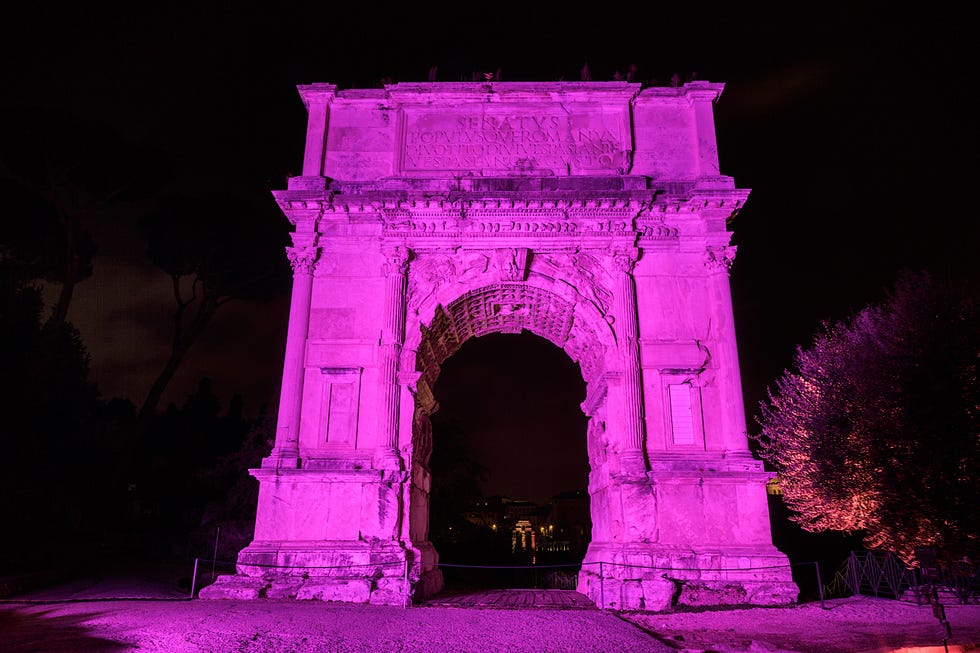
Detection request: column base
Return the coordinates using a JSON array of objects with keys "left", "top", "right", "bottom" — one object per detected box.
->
[
  {"left": 262, "top": 448, "right": 300, "bottom": 470},
  {"left": 578, "top": 543, "right": 799, "bottom": 612},
  {"left": 619, "top": 450, "right": 647, "bottom": 475},
  {"left": 373, "top": 448, "right": 403, "bottom": 471},
  {"left": 198, "top": 540, "right": 442, "bottom": 606}
]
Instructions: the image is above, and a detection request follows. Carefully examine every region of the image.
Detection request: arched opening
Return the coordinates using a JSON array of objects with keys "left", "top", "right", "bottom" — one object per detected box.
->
[
  {"left": 428, "top": 330, "right": 590, "bottom": 591},
  {"left": 406, "top": 282, "right": 612, "bottom": 598}
]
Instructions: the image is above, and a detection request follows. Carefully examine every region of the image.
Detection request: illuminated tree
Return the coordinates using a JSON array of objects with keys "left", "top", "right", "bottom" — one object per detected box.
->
[{"left": 752, "top": 271, "right": 979, "bottom": 564}]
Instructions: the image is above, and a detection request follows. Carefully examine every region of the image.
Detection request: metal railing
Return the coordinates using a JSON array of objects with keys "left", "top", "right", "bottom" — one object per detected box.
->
[{"left": 825, "top": 550, "right": 979, "bottom": 605}]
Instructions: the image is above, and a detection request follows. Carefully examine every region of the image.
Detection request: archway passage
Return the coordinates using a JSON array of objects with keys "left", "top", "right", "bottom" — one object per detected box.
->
[
  {"left": 202, "top": 80, "right": 799, "bottom": 611},
  {"left": 407, "top": 282, "right": 609, "bottom": 599},
  {"left": 426, "top": 331, "right": 591, "bottom": 592}
]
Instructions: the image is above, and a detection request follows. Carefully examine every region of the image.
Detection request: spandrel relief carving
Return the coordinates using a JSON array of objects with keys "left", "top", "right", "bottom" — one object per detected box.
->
[
  {"left": 562, "top": 323, "right": 604, "bottom": 386},
  {"left": 587, "top": 415, "right": 609, "bottom": 468},
  {"left": 538, "top": 250, "right": 614, "bottom": 318},
  {"left": 407, "top": 249, "right": 490, "bottom": 315},
  {"left": 570, "top": 251, "right": 614, "bottom": 315},
  {"left": 494, "top": 247, "right": 530, "bottom": 282},
  {"left": 457, "top": 251, "right": 490, "bottom": 283},
  {"left": 412, "top": 410, "right": 433, "bottom": 468},
  {"left": 407, "top": 254, "right": 456, "bottom": 315}
]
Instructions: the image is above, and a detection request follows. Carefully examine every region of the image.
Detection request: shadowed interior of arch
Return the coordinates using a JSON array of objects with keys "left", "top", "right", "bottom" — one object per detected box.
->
[{"left": 427, "top": 331, "right": 590, "bottom": 591}]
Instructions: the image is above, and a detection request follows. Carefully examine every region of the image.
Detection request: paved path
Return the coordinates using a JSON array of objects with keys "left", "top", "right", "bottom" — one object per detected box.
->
[{"left": 423, "top": 588, "right": 597, "bottom": 609}]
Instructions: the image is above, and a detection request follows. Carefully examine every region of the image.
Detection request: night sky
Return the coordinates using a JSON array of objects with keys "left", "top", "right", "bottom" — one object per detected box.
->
[{"left": 3, "top": 3, "right": 977, "bottom": 504}]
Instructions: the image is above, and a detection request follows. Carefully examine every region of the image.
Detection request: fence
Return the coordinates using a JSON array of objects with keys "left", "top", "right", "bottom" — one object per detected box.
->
[
  {"left": 824, "top": 550, "right": 979, "bottom": 605},
  {"left": 436, "top": 562, "right": 582, "bottom": 593}
]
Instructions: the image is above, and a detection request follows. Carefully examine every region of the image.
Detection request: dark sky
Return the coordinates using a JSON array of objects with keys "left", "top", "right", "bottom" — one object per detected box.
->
[{"left": 3, "top": 3, "right": 977, "bottom": 502}]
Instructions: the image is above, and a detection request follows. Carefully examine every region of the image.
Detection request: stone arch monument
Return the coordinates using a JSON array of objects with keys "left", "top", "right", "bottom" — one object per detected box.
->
[{"left": 201, "top": 80, "right": 799, "bottom": 610}]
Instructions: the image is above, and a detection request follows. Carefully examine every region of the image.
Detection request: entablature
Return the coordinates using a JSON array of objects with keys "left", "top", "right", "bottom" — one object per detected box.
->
[{"left": 273, "top": 189, "right": 746, "bottom": 221}]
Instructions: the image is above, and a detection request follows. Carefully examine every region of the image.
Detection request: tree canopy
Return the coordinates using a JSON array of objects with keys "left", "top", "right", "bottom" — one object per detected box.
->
[
  {"left": 0, "top": 105, "right": 170, "bottom": 328},
  {"left": 752, "top": 270, "right": 979, "bottom": 564},
  {"left": 136, "top": 190, "right": 291, "bottom": 423}
]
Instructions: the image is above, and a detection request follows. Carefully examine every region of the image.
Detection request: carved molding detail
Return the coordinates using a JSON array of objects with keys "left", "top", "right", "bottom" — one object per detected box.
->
[
  {"left": 704, "top": 245, "right": 737, "bottom": 272},
  {"left": 495, "top": 248, "right": 530, "bottom": 282},
  {"left": 610, "top": 247, "right": 639, "bottom": 275},
  {"left": 286, "top": 246, "right": 320, "bottom": 274},
  {"left": 382, "top": 245, "right": 411, "bottom": 276},
  {"left": 406, "top": 249, "right": 491, "bottom": 315},
  {"left": 535, "top": 250, "right": 615, "bottom": 319}
]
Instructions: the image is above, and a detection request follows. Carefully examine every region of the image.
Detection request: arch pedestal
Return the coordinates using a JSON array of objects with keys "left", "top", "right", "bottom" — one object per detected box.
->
[{"left": 200, "top": 80, "right": 798, "bottom": 610}]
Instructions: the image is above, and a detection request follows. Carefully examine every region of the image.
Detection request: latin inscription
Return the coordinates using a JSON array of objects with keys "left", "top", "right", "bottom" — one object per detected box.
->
[{"left": 402, "top": 113, "right": 624, "bottom": 172}]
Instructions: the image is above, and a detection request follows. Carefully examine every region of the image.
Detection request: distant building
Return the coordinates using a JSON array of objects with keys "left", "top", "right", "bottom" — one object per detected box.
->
[
  {"left": 461, "top": 490, "right": 591, "bottom": 560},
  {"left": 545, "top": 489, "right": 591, "bottom": 553},
  {"left": 766, "top": 477, "right": 783, "bottom": 496}
]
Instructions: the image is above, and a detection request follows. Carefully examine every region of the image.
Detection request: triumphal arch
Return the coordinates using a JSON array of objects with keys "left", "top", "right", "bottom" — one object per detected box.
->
[{"left": 201, "top": 80, "right": 799, "bottom": 610}]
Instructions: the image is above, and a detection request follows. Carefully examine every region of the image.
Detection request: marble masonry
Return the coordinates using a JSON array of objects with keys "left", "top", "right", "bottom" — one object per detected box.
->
[{"left": 200, "top": 80, "right": 800, "bottom": 610}]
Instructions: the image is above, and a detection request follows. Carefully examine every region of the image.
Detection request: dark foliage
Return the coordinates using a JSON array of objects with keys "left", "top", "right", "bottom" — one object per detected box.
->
[
  {"left": 136, "top": 190, "right": 291, "bottom": 422},
  {"left": 0, "top": 277, "right": 104, "bottom": 570},
  {"left": 0, "top": 105, "right": 171, "bottom": 328},
  {"left": 128, "top": 379, "right": 273, "bottom": 562},
  {"left": 427, "top": 416, "right": 492, "bottom": 554}
]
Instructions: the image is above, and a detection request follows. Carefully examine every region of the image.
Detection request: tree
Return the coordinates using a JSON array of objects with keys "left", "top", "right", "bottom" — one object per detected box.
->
[
  {"left": 0, "top": 105, "right": 170, "bottom": 329},
  {"left": 190, "top": 404, "right": 275, "bottom": 561},
  {"left": 752, "top": 271, "right": 979, "bottom": 564},
  {"left": 136, "top": 191, "right": 291, "bottom": 424},
  {"left": 428, "top": 415, "right": 495, "bottom": 557},
  {"left": 0, "top": 272, "right": 103, "bottom": 569}
]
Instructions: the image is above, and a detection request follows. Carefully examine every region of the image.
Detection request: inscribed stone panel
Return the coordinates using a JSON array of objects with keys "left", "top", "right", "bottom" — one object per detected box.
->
[{"left": 399, "top": 106, "right": 629, "bottom": 175}]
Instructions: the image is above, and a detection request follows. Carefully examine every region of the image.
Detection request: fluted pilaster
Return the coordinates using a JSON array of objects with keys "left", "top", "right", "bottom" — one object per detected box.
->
[
  {"left": 612, "top": 248, "right": 646, "bottom": 472},
  {"left": 704, "top": 245, "right": 750, "bottom": 452},
  {"left": 268, "top": 245, "right": 319, "bottom": 469}
]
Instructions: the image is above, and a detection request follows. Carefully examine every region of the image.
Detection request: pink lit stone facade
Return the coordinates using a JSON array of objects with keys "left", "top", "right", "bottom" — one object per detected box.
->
[{"left": 200, "top": 81, "right": 799, "bottom": 610}]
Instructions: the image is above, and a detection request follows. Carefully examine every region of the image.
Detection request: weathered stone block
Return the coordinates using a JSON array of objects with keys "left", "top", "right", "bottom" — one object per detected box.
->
[
  {"left": 744, "top": 582, "right": 800, "bottom": 606},
  {"left": 296, "top": 579, "right": 372, "bottom": 603},
  {"left": 677, "top": 582, "right": 748, "bottom": 607},
  {"left": 264, "top": 578, "right": 305, "bottom": 599},
  {"left": 198, "top": 575, "right": 268, "bottom": 600},
  {"left": 369, "top": 578, "right": 410, "bottom": 606}
]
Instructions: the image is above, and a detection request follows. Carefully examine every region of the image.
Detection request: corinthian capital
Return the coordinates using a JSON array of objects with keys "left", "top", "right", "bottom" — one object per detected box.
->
[
  {"left": 704, "top": 245, "right": 737, "bottom": 272},
  {"left": 382, "top": 245, "right": 411, "bottom": 276},
  {"left": 610, "top": 247, "right": 639, "bottom": 274},
  {"left": 286, "top": 246, "right": 319, "bottom": 274}
]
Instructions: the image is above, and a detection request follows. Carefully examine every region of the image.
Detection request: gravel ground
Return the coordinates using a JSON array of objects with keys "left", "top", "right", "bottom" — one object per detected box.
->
[
  {"left": 2, "top": 565, "right": 978, "bottom": 653},
  {"left": 623, "top": 596, "right": 980, "bottom": 653},
  {"left": 1, "top": 599, "right": 673, "bottom": 653}
]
